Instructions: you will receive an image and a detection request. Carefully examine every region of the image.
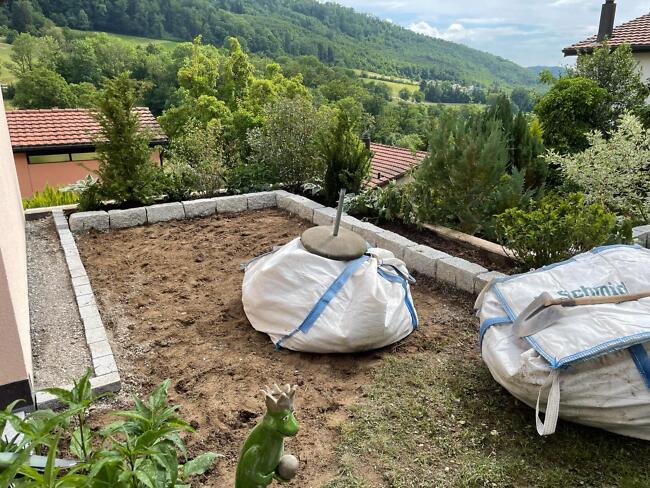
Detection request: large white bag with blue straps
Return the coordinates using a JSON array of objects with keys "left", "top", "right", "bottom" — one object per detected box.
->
[
  {"left": 242, "top": 237, "right": 418, "bottom": 353},
  {"left": 476, "top": 245, "right": 650, "bottom": 439}
]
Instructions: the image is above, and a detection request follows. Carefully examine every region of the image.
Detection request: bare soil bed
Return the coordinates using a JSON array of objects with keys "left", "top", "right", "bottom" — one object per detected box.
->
[
  {"left": 76, "top": 208, "right": 477, "bottom": 487},
  {"left": 377, "top": 220, "right": 518, "bottom": 274},
  {"left": 27, "top": 216, "right": 91, "bottom": 389}
]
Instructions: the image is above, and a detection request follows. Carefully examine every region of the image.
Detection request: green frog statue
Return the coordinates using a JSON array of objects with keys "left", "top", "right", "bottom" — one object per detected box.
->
[{"left": 235, "top": 384, "right": 300, "bottom": 487}]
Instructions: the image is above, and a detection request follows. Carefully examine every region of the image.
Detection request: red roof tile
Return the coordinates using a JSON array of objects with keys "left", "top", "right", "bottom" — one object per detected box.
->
[
  {"left": 6, "top": 107, "right": 167, "bottom": 151},
  {"left": 368, "top": 142, "right": 426, "bottom": 187},
  {"left": 564, "top": 12, "right": 650, "bottom": 55}
]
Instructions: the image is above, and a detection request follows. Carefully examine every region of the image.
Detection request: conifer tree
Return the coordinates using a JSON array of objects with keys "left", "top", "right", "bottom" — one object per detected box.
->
[{"left": 91, "top": 73, "right": 160, "bottom": 206}]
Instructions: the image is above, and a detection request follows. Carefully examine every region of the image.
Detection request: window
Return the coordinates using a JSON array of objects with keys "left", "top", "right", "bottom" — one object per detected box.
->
[
  {"left": 27, "top": 151, "right": 99, "bottom": 164},
  {"left": 28, "top": 154, "right": 71, "bottom": 164},
  {"left": 71, "top": 152, "right": 99, "bottom": 161}
]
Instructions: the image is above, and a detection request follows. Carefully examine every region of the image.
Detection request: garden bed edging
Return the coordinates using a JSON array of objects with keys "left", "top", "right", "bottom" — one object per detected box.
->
[{"left": 67, "top": 191, "right": 506, "bottom": 295}]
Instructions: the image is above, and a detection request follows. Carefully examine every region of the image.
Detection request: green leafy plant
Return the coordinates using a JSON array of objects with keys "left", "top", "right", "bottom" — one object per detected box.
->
[
  {"left": 495, "top": 193, "right": 630, "bottom": 269},
  {"left": 548, "top": 112, "right": 650, "bottom": 223},
  {"left": 534, "top": 76, "right": 609, "bottom": 154},
  {"left": 411, "top": 111, "right": 527, "bottom": 239},
  {"left": 320, "top": 107, "right": 372, "bottom": 206},
  {"left": 0, "top": 370, "right": 218, "bottom": 487},
  {"left": 346, "top": 181, "right": 415, "bottom": 224},
  {"left": 162, "top": 120, "right": 226, "bottom": 201},
  {"left": 22, "top": 185, "right": 80, "bottom": 209}
]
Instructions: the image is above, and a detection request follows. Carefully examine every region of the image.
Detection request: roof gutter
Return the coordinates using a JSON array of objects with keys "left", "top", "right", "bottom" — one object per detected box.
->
[
  {"left": 563, "top": 43, "right": 650, "bottom": 57},
  {"left": 13, "top": 139, "right": 169, "bottom": 154}
]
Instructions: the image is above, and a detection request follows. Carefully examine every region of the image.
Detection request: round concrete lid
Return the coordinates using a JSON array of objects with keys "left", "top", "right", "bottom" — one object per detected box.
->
[{"left": 301, "top": 226, "right": 368, "bottom": 261}]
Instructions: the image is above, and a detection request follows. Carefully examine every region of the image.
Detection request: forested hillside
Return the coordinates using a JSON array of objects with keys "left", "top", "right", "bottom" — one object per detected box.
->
[{"left": 4, "top": 0, "right": 537, "bottom": 87}]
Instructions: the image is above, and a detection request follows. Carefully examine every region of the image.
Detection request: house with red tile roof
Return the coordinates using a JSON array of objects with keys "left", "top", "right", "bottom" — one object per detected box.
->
[
  {"left": 7, "top": 107, "right": 167, "bottom": 198},
  {"left": 367, "top": 141, "right": 426, "bottom": 188},
  {"left": 564, "top": 1, "right": 650, "bottom": 83}
]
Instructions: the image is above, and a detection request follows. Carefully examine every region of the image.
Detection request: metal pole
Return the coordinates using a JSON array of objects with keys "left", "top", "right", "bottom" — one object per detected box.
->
[{"left": 332, "top": 188, "right": 346, "bottom": 237}]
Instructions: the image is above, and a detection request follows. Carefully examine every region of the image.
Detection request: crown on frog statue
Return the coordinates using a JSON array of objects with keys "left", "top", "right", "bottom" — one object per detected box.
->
[{"left": 262, "top": 383, "right": 297, "bottom": 412}]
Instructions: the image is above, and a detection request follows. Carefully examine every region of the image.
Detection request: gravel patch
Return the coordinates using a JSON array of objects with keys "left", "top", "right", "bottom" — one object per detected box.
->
[{"left": 27, "top": 217, "right": 91, "bottom": 390}]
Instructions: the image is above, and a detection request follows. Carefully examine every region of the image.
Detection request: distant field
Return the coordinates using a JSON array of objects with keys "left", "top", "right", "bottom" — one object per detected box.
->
[
  {"left": 355, "top": 69, "right": 420, "bottom": 98},
  {"left": 70, "top": 30, "right": 181, "bottom": 50},
  {"left": 0, "top": 42, "right": 17, "bottom": 84}
]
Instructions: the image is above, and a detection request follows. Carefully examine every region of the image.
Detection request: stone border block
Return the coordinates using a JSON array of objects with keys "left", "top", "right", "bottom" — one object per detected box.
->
[
  {"left": 109, "top": 207, "right": 146, "bottom": 229},
  {"left": 90, "top": 373, "right": 121, "bottom": 394},
  {"left": 474, "top": 271, "right": 508, "bottom": 295},
  {"left": 216, "top": 195, "right": 248, "bottom": 213},
  {"left": 69, "top": 211, "right": 109, "bottom": 234},
  {"left": 182, "top": 198, "right": 217, "bottom": 219},
  {"left": 437, "top": 257, "right": 488, "bottom": 293},
  {"left": 374, "top": 230, "right": 418, "bottom": 259},
  {"left": 47, "top": 210, "right": 122, "bottom": 409},
  {"left": 633, "top": 224, "right": 650, "bottom": 248},
  {"left": 350, "top": 221, "right": 386, "bottom": 247},
  {"left": 89, "top": 340, "right": 112, "bottom": 360},
  {"left": 146, "top": 202, "right": 185, "bottom": 224},
  {"left": 278, "top": 194, "right": 324, "bottom": 221},
  {"left": 313, "top": 207, "right": 338, "bottom": 226},
  {"left": 85, "top": 326, "right": 108, "bottom": 344},
  {"left": 403, "top": 245, "right": 451, "bottom": 278},
  {"left": 92, "top": 355, "right": 118, "bottom": 376},
  {"left": 247, "top": 191, "right": 277, "bottom": 210}
]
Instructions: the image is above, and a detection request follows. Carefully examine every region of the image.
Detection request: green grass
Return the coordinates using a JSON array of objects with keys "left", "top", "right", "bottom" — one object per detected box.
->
[
  {"left": 356, "top": 69, "right": 420, "bottom": 98},
  {"left": 0, "top": 41, "right": 17, "bottom": 85},
  {"left": 70, "top": 29, "right": 181, "bottom": 50},
  {"left": 324, "top": 323, "right": 650, "bottom": 487}
]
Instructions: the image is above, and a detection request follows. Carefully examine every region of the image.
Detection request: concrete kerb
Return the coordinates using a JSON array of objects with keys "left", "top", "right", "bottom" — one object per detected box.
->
[{"left": 43, "top": 210, "right": 121, "bottom": 410}]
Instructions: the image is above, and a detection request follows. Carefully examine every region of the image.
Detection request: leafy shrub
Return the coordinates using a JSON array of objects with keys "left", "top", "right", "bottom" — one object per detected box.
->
[
  {"left": 320, "top": 107, "right": 372, "bottom": 206},
  {"left": 162, "top": 120, "right": 225, "bottom": 201},
  {"left": 85, "top": 73, "right": 162, "bottom": 208},
  {"left": 534, "top": 77, "right": 609, "bottom": 154},
  {"left": 411, "top": 112, "right": 527, "bottom": 239},
  {"left": 22, "top": 185, "right": 80, "bottom": 209},
  {"left": 245, "top": 96, "right": 330, "bottom": 192},
  {"left": 548, "top": 113, "right": 650, "bottom": 223},
  {"left": 0, "top": 369, "right": 217, "bottom": 486},
  {"left": 495, "top": 193, "right": 630, "bottom": 269},
  {"left": 346, "top": 181, "right": 415, "bottom": 224}
]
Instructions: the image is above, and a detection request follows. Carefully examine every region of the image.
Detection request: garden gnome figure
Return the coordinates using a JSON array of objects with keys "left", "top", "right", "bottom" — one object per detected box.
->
[{"left": 235, "top": 384, "right": 300, "bottom": 487}]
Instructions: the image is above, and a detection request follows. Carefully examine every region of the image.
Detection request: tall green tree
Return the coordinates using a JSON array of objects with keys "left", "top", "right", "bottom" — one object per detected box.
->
[
  {"left": 569, "top": 43, "right": 649, "bottom": 124},
  {"left": 321, "top": 107, "right": 372, "bottom": 206},
  {"left": 534, "top": 77, "right": 609, "bottom": 154},
  {"left": 13, "top": 67, "right": 75, "bottom": 108},
  {"left": 89, "top": 73, "right": 161, "bottom": 207},
  {"left": 412, "top": 112, "right": 527, "bottom": 237}
]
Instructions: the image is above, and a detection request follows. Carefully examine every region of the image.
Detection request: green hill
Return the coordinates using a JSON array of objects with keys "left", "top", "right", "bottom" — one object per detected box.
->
[{"left": 19, "top": 0, "right": 537, "bottom": 87}]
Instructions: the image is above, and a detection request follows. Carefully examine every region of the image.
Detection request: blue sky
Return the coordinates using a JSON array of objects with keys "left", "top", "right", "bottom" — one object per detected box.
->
[{"left": 334, "top": 1, "right": 650, "bottom": 67}]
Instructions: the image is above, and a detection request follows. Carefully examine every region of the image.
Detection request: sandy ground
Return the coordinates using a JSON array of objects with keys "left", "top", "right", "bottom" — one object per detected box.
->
[
  {"left": 76, "top": 208, "right": 476, "bottom": 487},
  {"left": 27, "top": 217, "right": 91, "bottom": 390}
]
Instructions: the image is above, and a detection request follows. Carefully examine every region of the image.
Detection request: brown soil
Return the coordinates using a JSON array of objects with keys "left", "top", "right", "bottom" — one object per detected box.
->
[
  {"left": 76, "top": 208, "right": 476, "bottom": 487},
  {"left": 378, "top": 220, "right": 518, "bottom": 274}
]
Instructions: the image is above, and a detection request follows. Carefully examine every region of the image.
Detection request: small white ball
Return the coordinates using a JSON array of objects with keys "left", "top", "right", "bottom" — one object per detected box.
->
[{"left": 277, "top": 454, "right": 299, "bottom": 480}]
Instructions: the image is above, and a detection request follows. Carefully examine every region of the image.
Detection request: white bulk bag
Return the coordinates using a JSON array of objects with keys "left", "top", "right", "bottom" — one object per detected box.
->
[
  {"left": 242, "top": 237, "right": 418, "bottom": 353},
  {"left": 476, "top": 245, "right": 650, "bottom": 439}
]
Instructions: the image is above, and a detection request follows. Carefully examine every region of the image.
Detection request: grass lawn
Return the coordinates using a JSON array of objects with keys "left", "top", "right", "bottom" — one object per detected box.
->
[{"left": 323, "top": 322, "right": 650, "bottom": 487}]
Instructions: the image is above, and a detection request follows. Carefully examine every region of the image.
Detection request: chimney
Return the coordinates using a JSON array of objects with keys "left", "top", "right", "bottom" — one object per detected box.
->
[
  {"left": 361, "top": 130, "right": 371, "bottom": 151},
  {"left": 597, "top": 0, "right": 616, "bottom": 42}
]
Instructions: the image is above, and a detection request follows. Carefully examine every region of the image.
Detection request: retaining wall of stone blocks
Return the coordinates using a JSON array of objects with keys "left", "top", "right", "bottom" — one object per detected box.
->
[{"left": 66, "top": 190, "right": 505, "bottom": 300}]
